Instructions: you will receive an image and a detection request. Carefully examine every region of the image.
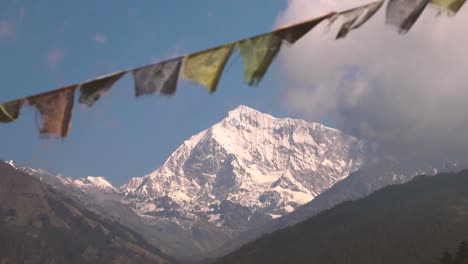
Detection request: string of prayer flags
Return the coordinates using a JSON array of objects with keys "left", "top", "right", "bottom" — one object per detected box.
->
[
  {"left": 79, "top": 71, "right": 127, "bottom": 107},
  {"left": 336, "top": 1, "right": 384, "bottom": 39},
  {"left": 28, "top": 86, "right": 76, "bottom": 138},
  {"left": 238, "top": 33, "right": 283, "bottom": 86},
  {"left": 430, "top": 0, "right": 466, "bottom": 14},
  {"left": 0, "top": 100, "right": 23, "bottom": 123},
  {"left": 133, "top": 58, "right": 183, "bottom": 97},
  {"left": 386, "top": 0, "right": 430, "bottom": 33},
  {"left": 182, "top": 44, "right": 234, "bottom": 93},
  {"left": 276, "top": 13, "right": 336, "bottom": 44},
  {"left": 1, "top": 0, "right": 465, "bottom": 140}
]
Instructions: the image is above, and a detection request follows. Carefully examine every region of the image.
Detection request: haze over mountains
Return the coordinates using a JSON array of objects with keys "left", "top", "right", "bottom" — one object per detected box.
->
[{"left": 4, "top": 105, "right": 467, "bottom": 263}]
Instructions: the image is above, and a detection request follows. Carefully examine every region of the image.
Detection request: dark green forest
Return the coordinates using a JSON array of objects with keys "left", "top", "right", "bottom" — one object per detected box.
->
[{"left": 218, "top": 170, "right": 468, "bottom": 264}]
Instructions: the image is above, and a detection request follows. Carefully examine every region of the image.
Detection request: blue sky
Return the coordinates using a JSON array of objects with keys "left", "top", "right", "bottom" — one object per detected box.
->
[{"left": 0, "top": 0, "right": 323, "bottom": 186}]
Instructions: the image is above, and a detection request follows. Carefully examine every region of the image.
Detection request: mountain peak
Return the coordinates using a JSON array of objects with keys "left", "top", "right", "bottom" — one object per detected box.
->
[
  {"left": 225, "top": 105, "right": 271, "bottom": 121},
  {"left": 229, "top": 104, "right": 258, "bottom": 113}
]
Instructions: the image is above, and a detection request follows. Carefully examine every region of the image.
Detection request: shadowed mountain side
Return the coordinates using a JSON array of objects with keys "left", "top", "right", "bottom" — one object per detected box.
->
[
  {"left": 0, "top": 161, "right": 174, "bottom": 264},
  {"left": 205, "top": 161, "right": 452, "bottom": 259},
  {"left": 217, "top": 170, "right": 468, "bottom": 264}
]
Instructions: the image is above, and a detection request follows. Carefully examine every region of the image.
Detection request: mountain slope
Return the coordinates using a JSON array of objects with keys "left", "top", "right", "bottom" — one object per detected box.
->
[
  {"left": 0, "top": 160, "right": 174, "bottom": 264},
  {"left": 217, "top": 170, "right": 468, "bottom": 264},
  {"left": 8, "top": 160, "right": 199, "bottom": 260}
]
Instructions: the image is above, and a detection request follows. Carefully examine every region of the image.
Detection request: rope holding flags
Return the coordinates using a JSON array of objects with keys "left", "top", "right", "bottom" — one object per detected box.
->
[{"left": 0, "top": 0, "right": 465, "bottom": 139}]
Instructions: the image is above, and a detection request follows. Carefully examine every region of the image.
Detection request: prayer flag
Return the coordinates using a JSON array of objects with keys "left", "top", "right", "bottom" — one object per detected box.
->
[
  {"left": 182, "top": 45, "right": 234, "bottom": 93},
  {"left": 133, "top": 58, "right": 182, "bottom": 97},
  {"left": 337, "top": 1, "right": 384, "bottom": 39},
  {"left": 79, "top": 71, "right": 126, "bottom": 107},
  {"left": 0, "top": 100, "right": 23, "bottom": 123},
  {"left": 431, "top": 0, "right": 466, "bottom": 14},
  {"left": 28, "top": 86, "right": 76, "bottom": 138},
  {"left": 386, "top": 0, "right": 430, "bottom": 33},
  {"left": 238, "top": 33, "right": 282, "bottom": 86},
  {"left": 276, "top": 13, "right": 335, "bottom": 44}
]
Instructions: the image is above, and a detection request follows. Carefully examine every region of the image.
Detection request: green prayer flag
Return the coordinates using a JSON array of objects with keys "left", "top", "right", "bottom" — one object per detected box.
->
[
  {"left": 238, "top": 33, "right": 283, "bottom": 86},
  {"left": 182, "top": 44, "right": 234, "bottom": 93},
  {"left": 431, "top": 0, "right": 466, "bottom": 13},
  {"left": 0, "top": 100, "right": 22, "bottom": 123}
]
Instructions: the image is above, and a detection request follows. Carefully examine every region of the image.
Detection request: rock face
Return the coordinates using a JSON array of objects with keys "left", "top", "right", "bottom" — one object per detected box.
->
[
  {"left": 6, "top": 105, "right": 369, "bottom": 259},
  {"left": 0, "top": 161, "right": 173, "bottom": 264}
]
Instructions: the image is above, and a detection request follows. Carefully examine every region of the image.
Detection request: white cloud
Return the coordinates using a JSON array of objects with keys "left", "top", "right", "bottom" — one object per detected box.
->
[{"left": 276, "top": 1, "right": 468, "bottom": 161}]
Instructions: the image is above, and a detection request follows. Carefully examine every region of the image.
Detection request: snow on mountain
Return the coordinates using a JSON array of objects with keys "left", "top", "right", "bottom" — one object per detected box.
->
[
  {"left": 7, "top": 160, "right": 117, "bottom": 193},
  {"left": 73, "top": 176, "right": 117, "bottom": 192},
  {"left": 120, "top": 105, "right": 368, "bottom": 232}
]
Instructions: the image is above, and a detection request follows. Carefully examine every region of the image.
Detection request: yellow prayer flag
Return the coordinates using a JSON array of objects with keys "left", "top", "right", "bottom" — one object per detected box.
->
[
  {"left": 431, "top": 0, "right": 466, "bottom": 13},
  {"left": 182, "top": 44, "right": 234, "bottom": 93}
]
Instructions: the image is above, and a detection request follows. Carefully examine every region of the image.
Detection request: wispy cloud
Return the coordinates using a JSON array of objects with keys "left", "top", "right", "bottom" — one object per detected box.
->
[
  {"left": 0, "top": 20, "right": 16, "bottom": 40},
  {"left": 92, "top": 33, "right": 107, "bottom": 44},
  {"left": 45, "top": 48, "right": 64, "bottom": 69}
]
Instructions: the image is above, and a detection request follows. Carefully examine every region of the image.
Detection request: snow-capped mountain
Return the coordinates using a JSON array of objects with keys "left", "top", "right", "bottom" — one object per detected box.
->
[
  {"left": 4, "top": 105, "right": 369, "bottom": 257},
  {"left": 120, "top": 105, "right": 367, "bottom": 233},
  {"left": 4, "top": 105, "right": 369, "bottom": 258},
  {"left": 8, "top": 105, "right": 468, "bottom": 260}
]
